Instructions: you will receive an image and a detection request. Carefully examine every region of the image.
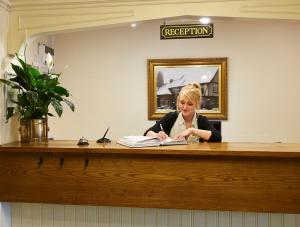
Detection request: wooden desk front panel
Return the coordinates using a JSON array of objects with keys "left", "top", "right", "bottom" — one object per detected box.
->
[{"left": 0, "top": 150, "right": 299, "bottom": 213}]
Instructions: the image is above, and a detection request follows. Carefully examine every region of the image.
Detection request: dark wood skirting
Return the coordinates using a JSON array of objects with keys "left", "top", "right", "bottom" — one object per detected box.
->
[{"left": 0, "top": 141, "right": 300, "bottom": 213}]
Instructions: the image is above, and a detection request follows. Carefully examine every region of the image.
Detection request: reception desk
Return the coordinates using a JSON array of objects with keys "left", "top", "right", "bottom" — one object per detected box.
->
[{"left": 0, "top": 141, "right": 300, "bottom": 213}]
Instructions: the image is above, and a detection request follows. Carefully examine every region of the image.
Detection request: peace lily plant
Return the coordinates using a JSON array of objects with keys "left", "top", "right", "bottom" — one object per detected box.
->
[
  {"left": 0, "top": 52, "right": 74, "bottom": 142},
  {"left": 0, "top": 53, "right": 75, "bottom": 120}
]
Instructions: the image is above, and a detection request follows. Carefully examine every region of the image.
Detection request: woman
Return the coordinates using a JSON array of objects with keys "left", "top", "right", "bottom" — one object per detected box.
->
[{"left": 144, "top": 83, "right": 221, "bottom": 142}]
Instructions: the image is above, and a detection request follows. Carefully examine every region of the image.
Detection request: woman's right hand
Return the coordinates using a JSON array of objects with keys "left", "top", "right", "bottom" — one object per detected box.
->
[
  {"left": 146, "top": 130, "right": 168, "bottom": 141},
  {"left": 156, "top": 131, "right": 168, "bottom": 141}
]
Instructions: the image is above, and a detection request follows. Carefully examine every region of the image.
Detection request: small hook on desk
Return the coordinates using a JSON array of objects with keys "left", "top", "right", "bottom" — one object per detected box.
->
[
  {"left": 84, "top": 158, "right": 89, "bottom": 168},
  {"left": 59, "top": 157, "right": 64, "bottom": 168},
  {"left": 38, "top": 157, "right": 43, "bottom": 167}
]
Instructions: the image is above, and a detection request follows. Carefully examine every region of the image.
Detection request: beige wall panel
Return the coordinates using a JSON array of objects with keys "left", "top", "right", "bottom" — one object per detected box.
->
[
  {"left": 74, "top": 206, "right": 85, "bottom": 227},
  {"left": 47, "top": 18, "right": 300, "bottom": 142},
  {"left": 53, "top": 205, "right": 65, "bottom": 227},
  {"left": 32, "top": 203, "right": 42, "bottom": 227}
]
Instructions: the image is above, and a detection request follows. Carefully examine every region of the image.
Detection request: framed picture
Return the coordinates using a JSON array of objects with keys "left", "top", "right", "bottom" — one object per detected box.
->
[{"left": 148, "top": 58, "right": 227, "bottom": 120}]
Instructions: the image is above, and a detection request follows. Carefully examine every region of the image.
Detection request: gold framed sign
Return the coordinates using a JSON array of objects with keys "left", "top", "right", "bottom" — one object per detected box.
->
[
  {"left": 160, "top": 24, "right": 214, "bottom": 39},
  {"left": 148, "top": 58, "right": 228, "bottom": 120}
]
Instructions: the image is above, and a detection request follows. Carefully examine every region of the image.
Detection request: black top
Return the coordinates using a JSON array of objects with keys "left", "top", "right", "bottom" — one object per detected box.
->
[{"left": 144, "top": 111, "right": 222, "bottom": 142}]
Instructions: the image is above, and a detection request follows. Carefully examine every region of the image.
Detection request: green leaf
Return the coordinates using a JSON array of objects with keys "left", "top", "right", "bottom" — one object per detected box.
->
[
  {"left": 26, "top": 91, "right": 39, "bottom": 106},
  {"left": 28, "top": 65, "right": 40, "bottom": 78},
  {"left": 16, "top": 93, "right": 29, "bottom": 108},
  {"left": 53, "top": 86, "right": 69, "bottom": 96},
  {"left": 46, "top": 78, "right": 59, "bottom": 88},
  {"left": 16, "top": 55, "right": 27, "bottom": 70},
  {"left": 11, "top": 64, "right": 25, "bottom": 78},
  {"left": 37, "top": 74, "right": 49, "bottom": 80},
  {"left": 11, "top": 64, "right": 29, "bottom": 89},
  {"left": 9, "top": 76, "right": 26, "bottom": 89},
  {"left": 63, "top": 98, "right": 75, "bottom": 112},
  {"left": 23, "top": 108, "right": 34, "bottom": 119},
  {"left": 27, "top": 71, "right": 36, "bottom": 88},
  {"left": 51, "top": 99, "right": 63, "bottom": 117},
  {"left": 6, "top": 107, "right": 15, "bottom": 121}
]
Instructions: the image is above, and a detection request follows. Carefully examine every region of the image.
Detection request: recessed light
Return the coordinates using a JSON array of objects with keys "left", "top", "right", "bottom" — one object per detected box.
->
[
  {"left": 199, "top": 17, "right": 210, "bottom": 24},
  {"left": 131, "top": 23, "right": 137, "bottom": 28}
]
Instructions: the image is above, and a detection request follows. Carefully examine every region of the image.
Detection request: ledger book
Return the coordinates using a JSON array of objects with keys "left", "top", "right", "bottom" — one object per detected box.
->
[{"left": 117, "top": 136, "right": 187, "bottom": 148}]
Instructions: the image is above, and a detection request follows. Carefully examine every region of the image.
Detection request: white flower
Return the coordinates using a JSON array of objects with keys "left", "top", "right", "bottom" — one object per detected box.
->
[
  {"left": 49, "top": 74, "right": 58, "bottom": 79},
  {"left": 45, "top": 53, "right": 54, "bottom": 71}
]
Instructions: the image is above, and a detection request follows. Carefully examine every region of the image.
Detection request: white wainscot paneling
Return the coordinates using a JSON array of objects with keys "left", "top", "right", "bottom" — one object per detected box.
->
[{"left": 11, "top": 203, "right": 300, "bottom": 227}]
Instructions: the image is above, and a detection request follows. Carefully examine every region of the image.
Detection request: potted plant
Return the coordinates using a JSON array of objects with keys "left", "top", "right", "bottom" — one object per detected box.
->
[{"left": 0, "top": 53, "right": 75, "bottom": 142}]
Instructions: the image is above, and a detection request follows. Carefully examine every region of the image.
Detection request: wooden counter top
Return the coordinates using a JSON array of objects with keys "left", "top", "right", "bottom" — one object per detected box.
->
[
  {"left": 1, "top": 140, "right": 300, "bottom": 157},
  {"left": 1, "top": 140, "right": 300, "bottom": 213}
]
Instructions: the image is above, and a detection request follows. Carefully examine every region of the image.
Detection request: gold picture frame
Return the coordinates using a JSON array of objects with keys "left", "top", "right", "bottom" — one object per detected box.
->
[{"left": 148, "top": 58, "right": 228, "bottom": 120}]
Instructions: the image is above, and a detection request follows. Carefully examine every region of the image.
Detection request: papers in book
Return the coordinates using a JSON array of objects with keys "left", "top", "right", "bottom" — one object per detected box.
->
[{"left": 117, "top": 136, "right": 187, "bottom": 148}]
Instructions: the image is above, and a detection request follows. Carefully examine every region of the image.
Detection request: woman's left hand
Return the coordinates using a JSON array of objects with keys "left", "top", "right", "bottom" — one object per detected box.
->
[{"left": 174, "top": 128, "right": 193, "bottom": 140}]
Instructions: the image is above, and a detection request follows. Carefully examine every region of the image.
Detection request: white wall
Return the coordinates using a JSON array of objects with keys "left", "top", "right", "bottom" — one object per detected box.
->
[
  {"left": 0, "top": 1, "right": 19, "bottom": 145},
  {"left": 50, "top": 18, "right": 300, "bottom": 143},
  {"left": 0, "top": 4, "right": 13, "bottom": 227}
]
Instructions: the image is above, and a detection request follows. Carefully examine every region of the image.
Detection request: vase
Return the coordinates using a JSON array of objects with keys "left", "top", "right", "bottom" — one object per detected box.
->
[{"left": 19, "top": 118, "right": 48, "bottom": 143}]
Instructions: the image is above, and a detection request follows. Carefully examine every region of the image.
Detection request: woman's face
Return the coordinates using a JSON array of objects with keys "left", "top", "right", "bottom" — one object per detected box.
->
[{"left": 178, "top": 96, "right": 196, "bottom": 119}]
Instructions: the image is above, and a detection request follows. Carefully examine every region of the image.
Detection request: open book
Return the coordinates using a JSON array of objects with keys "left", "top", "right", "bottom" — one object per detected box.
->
[{"left": 117, "top": 136, "right": 187, "bottom": 148}]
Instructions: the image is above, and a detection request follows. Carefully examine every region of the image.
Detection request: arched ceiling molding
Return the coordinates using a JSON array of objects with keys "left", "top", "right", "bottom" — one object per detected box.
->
[
  {"left": 241, "top": 2, "right": 300, "bottom": 15},
  {"left": 0, "top": 0, "right": 11, "bottom": 11},
  {"left": 8, "top": 0, "right": 300, "bottom": 54}
]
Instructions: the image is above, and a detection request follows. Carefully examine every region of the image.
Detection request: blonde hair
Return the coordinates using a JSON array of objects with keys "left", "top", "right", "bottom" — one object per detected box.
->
[{"left": 176, "top": 82, "right": 202, "bottom": 110}]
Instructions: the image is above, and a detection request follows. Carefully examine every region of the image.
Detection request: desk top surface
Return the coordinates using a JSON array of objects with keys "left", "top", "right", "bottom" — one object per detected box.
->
[{"left": 1, "top": 140, "right": 300, "bottom": 157}]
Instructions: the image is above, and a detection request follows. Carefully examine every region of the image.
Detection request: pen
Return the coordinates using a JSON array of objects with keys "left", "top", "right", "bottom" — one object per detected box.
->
[
  {"left": 102, "top": 127, "right": 109, "bottom": 139},
  {"left": 160, "top": 124, "right": 165, "bottom": 132}
]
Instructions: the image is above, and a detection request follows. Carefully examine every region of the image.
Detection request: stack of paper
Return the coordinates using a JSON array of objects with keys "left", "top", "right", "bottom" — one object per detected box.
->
[{"left": 117, "top": 136, "right": 187, "bottom": 148}]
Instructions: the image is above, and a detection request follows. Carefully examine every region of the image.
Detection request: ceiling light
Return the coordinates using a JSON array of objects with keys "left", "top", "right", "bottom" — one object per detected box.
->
[
  {"left": 199, "top": 17, "right": 210, "bottom": 24},
  {"left": 131, "top": 23, "right": 137, "bottom": 28}
]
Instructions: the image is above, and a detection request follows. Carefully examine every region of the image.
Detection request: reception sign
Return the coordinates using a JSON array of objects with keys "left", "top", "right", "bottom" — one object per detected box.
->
[{"left": 160, "top": 24, "right": 213, "bottom": 39}]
